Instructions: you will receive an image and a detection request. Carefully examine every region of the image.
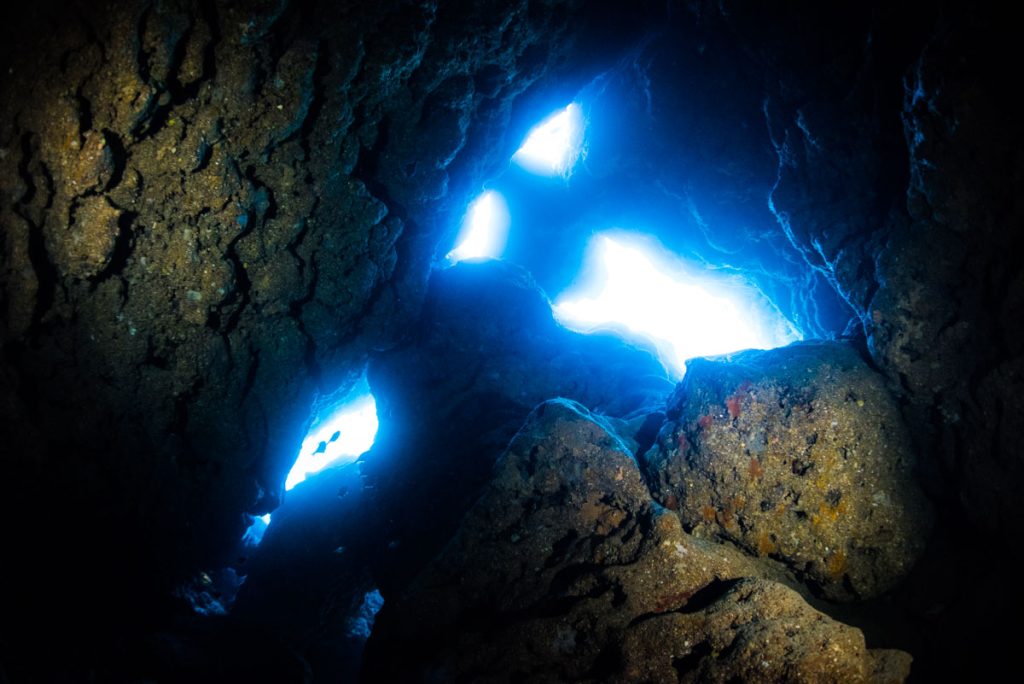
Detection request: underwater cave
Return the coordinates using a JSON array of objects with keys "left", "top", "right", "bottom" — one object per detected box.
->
[{"left": 1, "top": 1, "right": 1021, "bottom": 682}]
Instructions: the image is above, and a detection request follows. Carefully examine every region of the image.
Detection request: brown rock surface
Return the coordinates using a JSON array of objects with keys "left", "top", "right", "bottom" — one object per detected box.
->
[
  {"left": 361, "top": 260, "right": 672, "bottom": 589},
  {"left": 621, "top": 579, "right": 912, "bottom": 684},
  {"left": 0, "top": 1, "right": 638, "bottom": 677},
  {"left": 364, "top": 398, "right": 910, "bottom": 682},
  {"left": 645, "top": 341, "right": 932, "bottom": 601}
]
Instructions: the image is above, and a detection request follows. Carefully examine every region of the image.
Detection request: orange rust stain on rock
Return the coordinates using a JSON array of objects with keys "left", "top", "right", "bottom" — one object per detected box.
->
[
  {"left": 726, "top": 395, "right": 742, "bottom": 420},
  {"left": 718, "top": 504, "right": 736, "bottom": 529},
  {"left": 725, "top": 381, "right": 754, "bottom": 420},
  {"left": 826, "top": 550, "right": 848, "bottom": 579},
  {"left": 755, "top": 530, "right": 776, "bottom": 557},
  {"left": 815, "top": 499, "right": 849, "bottom": 526},
  {"left": 580, "top": 499, "right": 626, "bottom": 535},
  {"left": 748, "top": 458, "right": 765, "bottom": 479}
]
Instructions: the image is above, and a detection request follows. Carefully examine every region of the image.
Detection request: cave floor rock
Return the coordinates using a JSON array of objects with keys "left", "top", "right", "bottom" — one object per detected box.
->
[
  {"left": 363, "top": 398, "right": 912, "bottom": 683},
  {"left": 644, "top": 341, "right": 933, "bottom": 602}
]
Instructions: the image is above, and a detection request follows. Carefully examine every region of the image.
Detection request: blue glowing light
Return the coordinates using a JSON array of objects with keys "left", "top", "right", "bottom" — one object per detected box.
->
[
  {"left": 285, "top": 390, "right": 379, "bottom": 491},
  {"left": 345, "top": 588, "right": 384, "bottom": 639},
  {"left": 553, "top": 234, "right": 801, "bottom": 376},
  {"left": 241, "top": 513, "right": 272, "bottom": 546},
  {"left": 446, "top": 190, "right": 511, "bottom": 263},
  {"left": 512, "top": 102, "right": 585, "bottom": 177}
]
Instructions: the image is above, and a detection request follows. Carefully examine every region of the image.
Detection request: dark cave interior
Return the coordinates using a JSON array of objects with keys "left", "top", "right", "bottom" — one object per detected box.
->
[{"left": 1, "top": 1, "right": 1022, "bottom": 682}]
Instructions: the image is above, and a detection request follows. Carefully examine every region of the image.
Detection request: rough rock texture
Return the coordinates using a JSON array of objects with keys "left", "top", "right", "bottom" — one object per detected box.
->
[
  {"left": 361, "top": 259, "right": 672, "bottom": 589},
  {"left": 230, "top": 260, "right": 672, "bottom": 678},
  {"left": 1, "top": 0, "right": 1021, "bottom": 680},
  {"left": 0, "top": 0, "right": 640, "bottom": 677},
  {"left": 645, "top": 341, "right": 932, "bottom": 601},
  {"left": 620, "top": 578, "right": 912, "bottom": 684},
  {"left": 738, "top": 1, "right": 1024, "bottom": 540},
  {"left": 364, "top": 399, "right": 911, "bottom": 682}
]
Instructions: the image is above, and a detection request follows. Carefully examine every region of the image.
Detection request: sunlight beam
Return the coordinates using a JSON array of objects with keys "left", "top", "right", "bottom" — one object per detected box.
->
[
  {"left": 553, "top": 234, "right": 801, "bottom": 376},
  {"left": 512, "top": 102, "right": 585, "bottom": 177},
  {"left": 446, "top": 190, "right": 511, "bottom": 263}
]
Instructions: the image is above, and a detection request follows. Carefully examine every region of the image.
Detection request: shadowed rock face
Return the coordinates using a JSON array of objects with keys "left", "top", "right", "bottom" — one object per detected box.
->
[
  {"left": 741, "top": 2, "right": 1024, "bottom": 540},
  {"left": 231, "top": 260, "right": 672, "bottom": 676},
  {"left": 0, "top": 0, "right": 651, "bottom": 675},
  {"left": 362, "top": 260, "right": 672, "bottom": 589},
  {"left": 364, "top": 399, "right": 912, "bottom": 683},
  {"left": 644, "top": 341, "right": 933, "bottom": 601}
]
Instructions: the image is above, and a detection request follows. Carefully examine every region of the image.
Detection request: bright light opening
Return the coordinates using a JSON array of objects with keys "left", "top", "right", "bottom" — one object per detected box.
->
[
  {"left": 512, "top": 102, "right": 585, "bottom": 177},
  {"left": 553, "top": 233, "right": 801, "bottom": 377},
  {"left": 285, "top": 382, "right": 379, "bottom": 491},
  {"left": 241, "top": 513, "right": 273, "bottom": 546},
  {"left": 446, "top": 190, "right": 511, "bottom": 263}
]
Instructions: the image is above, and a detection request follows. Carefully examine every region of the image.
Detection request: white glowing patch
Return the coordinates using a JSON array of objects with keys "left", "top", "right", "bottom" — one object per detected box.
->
[
  {"left": 241, "top": 513, "right": 272, "bottom": 545},
  {"left": 553, "top": 235, "right": 800, "bottom": 376},
  {"left": 446, "top": 190, "right": 511, "bottom": 263},
  {"left": 512, "top": 102, "right": 585, "bottom": 176},
  {"left": 285, "top": 392, "right": 379, "bottom": 491}
]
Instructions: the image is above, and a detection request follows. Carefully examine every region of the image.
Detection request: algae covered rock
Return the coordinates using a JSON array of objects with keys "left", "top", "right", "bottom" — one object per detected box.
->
[
  {"left": 644, "top": 341, "right": 933, "bottom": 601},
  {"left": 364, "top": 398, "right": 911, "bottom": 682}
]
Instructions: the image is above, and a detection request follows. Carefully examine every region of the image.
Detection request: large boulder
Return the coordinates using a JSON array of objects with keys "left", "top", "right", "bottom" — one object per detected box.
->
[
  {"left": 362, "top": 260, "right": 672, "bottom": 589},
  {"left": 644, "top": 341, "right": 932, "bottom": 601},
  {"left": 233, "top": 260, "right": 671, "bottom": 678},
  {"left": 363, "top": 398, "right": 912, "bottom": 682}
]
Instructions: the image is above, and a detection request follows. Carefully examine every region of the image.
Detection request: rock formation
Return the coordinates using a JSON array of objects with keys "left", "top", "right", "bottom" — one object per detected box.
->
[
  {"left": 364, "top": 399, "right": 912, "bottom": 683},
  {"left": 644, "top": 342, "right": 932, "bottom": 601},
  {"left": 1, "top": 0, "right": 1020, "bottom": 681}
]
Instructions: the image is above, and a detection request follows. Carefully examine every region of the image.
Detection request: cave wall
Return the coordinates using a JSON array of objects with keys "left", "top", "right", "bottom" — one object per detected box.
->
[
  {"left": 497, "top": 0, "right": 1024, "bottom": 548},
  {"left": 1, "top": 0, "right": 1022, "bottom": 680},
  {"left": 741, "top": 1, "right": 1024, "bottom": 539},
  {"left": 0, "top": 0, "right": 658, "bottom": 675}
]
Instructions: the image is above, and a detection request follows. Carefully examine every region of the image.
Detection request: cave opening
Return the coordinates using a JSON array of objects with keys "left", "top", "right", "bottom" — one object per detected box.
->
[
  {"left": 444, "top": 97, "right": 803, "bottom": 377},
  {"left": 445, "top": 189, "right": 510, "bottom": 263},
  {"left": 553, "top": 232, "right": 802, "bottom": 376},
  {"left": 240, "top": 375, "right": 378, "bottom": 541},
  {"left": 285, "top": 375, "right": 379, "bottom": 492},
  {"left": 510, "top": 101, "right": 586, "bottom": 177}
]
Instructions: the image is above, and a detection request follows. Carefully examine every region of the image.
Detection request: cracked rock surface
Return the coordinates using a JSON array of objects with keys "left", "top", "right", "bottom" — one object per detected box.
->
[
  {"left": 1, "top": 0, "right": 1022, "bottom": 681},
  {"left": 364, "top": 398, "right": 911, "bottom": 682},
  {"left": 0, "top": 0, "right": 609, "bottom": 674},
  {"left": 231, "top": 259, "right": 672, "bottom": 675}
]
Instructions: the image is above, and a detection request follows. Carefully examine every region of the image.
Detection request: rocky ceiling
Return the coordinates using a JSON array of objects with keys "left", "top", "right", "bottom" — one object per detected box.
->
[{"left": 1, "top": 0, "right": 1021, "bottom": 681}]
